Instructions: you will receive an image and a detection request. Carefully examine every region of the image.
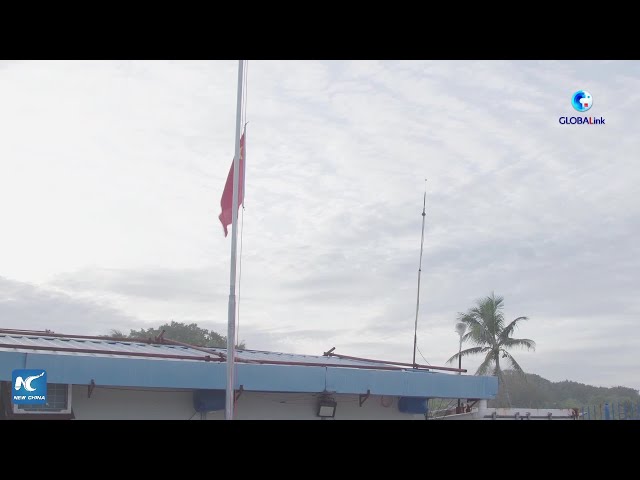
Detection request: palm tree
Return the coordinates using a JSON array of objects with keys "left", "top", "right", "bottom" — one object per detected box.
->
[{"left": 447, "top": 292, "right": 535, "bottom": 407}]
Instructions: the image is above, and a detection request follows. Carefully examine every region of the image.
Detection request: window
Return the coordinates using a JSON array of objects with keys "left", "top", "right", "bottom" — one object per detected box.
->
[{"left": 13, "top": 383, "right": 72, "bottom": 415}]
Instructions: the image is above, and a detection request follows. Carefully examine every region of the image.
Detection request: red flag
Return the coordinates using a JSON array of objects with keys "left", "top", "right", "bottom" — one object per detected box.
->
[{"left": 218, "top": 132, "right": 245, "bottom": 237}]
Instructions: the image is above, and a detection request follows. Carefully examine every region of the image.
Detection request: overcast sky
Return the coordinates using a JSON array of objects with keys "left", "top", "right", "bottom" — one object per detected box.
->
[{"left": 1, "top": 60, "right": 638, "bottom": 391}]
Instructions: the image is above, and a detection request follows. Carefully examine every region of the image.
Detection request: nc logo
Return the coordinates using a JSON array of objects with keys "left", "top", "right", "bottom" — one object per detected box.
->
[
  {"left": 12, "top": 369, "right": 47, "bottom": 405},
  {"left": 14, "top": 371, "right": 45, "bottom": 391}
]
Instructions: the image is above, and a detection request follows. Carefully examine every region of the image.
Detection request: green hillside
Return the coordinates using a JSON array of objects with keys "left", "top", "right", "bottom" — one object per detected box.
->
[{"left": 490, "top": 370, "right": 640, "bottom": 409}]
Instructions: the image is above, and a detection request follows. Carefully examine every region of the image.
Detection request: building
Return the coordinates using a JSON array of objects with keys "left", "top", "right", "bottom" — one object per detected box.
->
[{"left": 0, "top": 329, "right": 498, "bottom": 420}]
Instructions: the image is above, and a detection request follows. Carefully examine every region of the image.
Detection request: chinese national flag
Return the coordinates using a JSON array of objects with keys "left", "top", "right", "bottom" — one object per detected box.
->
[{"left": 218, "top": 132, "right": 245, "bottom": 237}]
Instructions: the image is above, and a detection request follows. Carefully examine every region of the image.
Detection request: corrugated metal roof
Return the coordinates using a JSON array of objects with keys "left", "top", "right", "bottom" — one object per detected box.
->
[
  {"left": 233, "top": 349, "right": 392, "bottom": 367},
  {"left": 0, "top": 334, "right": 202, "bottom": 358},
  {"left": 0, "top": 330, "right": 498, "bottom": 398},
  {"left": 0, "top": 333, "right": 396, "bottom": 368}
]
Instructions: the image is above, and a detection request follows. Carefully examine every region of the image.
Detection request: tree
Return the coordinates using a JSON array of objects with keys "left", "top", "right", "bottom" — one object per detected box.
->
[
  {"left": 107, "top": 329, "right": 127, "bottom": 339},
  {"left": 104, "top": 321, "right": 246, "bottom": 349},
  {"left": 447, "top": 292, "right": 535, "bottom": 407}
]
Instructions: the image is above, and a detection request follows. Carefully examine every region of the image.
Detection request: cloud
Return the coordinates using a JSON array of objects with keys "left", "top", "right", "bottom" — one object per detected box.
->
[
  {"left": 51, "top": 267, "right": 228, "bottom": 303},
  {"left": 0, "top": 276, "right": 137, "bottom": 335}
]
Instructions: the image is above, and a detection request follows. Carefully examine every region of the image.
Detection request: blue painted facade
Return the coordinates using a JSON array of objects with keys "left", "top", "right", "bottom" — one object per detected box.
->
[{"left": 0, "top": 335, "right": 498, "bottom": 399}]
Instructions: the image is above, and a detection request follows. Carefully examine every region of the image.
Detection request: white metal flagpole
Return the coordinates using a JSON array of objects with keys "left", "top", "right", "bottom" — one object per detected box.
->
[{"left": 225, "top": 59, "right": 245, "bottom": 421}]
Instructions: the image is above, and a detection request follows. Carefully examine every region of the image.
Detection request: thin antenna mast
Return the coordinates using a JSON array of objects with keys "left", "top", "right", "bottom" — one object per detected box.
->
[{"left": 412, "top": 179, "right": 427, "bottom": 367}]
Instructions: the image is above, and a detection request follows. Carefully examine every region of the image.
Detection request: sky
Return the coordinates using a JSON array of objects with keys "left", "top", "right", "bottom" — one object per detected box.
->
[{"left": 0, "top": 60, "right": 638, "bottom": 391}]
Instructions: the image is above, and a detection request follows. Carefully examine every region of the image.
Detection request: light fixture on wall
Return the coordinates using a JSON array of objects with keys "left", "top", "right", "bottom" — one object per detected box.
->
[{"left": 317, "top": 397, "right": 337, "bottom": 418}]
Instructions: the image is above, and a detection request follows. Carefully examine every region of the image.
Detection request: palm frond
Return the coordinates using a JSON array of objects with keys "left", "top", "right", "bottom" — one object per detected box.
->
[
  {"left": 499, "top": 316, "right": 528, "bottom": 341},
  {"left": 484, "top": 293, "right": 505, "bottom": 337},
  {"left": 458, "top": 319, "right": 482, "bottom": 343},
  {"left": 457, "top": 312, "right": 480, "bottom": 326},
  {"left": 501, "top": 337, "right": 536, "bottom": 351},
  {"left": 475, "top": 350, "right": 495, "bottom": 376},
  {"left": 458, "top": 312, "right": 493, "bottom": 347},
  {"left": 502, "top": 351, "right": 525, "bottom": 376},
  {"left": 446, "top": 346, "right": 488, "bottom": 364},
  {"left": 457, "top": 293, "right": 534, "bottom": 379},
  {"left": 468, "top": 293, "right": 506, "bottom": 342}
]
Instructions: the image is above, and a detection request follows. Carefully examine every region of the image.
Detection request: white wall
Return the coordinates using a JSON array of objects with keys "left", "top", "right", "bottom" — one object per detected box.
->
[
  {"left": 71, "top": 385, "right": 196, "bottom": 420},
  {"left": 70, "top": 386, "right": 426, "bottom": 420}
]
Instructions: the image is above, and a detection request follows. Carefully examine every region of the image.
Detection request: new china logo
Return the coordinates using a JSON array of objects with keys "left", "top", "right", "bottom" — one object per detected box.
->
[
  {"left": 559, "top": 90, "right": 605, "bottom": 125},
  {"left": 12, "top": 369, "right": 47, "bottom": 405}
]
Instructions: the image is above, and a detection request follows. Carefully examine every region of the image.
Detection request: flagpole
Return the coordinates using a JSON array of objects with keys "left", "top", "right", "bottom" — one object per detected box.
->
[
  {"left": 412, "top": 179, "right": 427, "bottom": 367},
  {"left": 225, "top": 59, "right": 245, "bottom": 420}
]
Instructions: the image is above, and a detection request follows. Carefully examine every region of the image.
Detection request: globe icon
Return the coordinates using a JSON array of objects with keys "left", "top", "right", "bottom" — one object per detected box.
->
[{"left": 572, "top": 90, "right": 593, "bottom": 112}]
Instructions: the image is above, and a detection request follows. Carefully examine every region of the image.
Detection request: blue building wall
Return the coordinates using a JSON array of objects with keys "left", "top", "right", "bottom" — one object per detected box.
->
[{"left": 0, "top": 350, "right": 498, "bottom": 399}]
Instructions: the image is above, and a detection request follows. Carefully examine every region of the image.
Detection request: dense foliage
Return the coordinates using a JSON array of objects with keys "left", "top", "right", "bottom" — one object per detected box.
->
[{"left": 106, "top": 321, "right": 246, "bottom": 349}]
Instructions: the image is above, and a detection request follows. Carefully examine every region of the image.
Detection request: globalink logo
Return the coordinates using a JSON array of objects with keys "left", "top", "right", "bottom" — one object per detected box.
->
[
  {"left": 572, "top": 90, "right": 593, "bottom": 112},
  {"left": 12, "top": 369, "right": 47, "bottom": 405},
  {"left": 559, "top": 90, "right": 605, "bottom": 125}
]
